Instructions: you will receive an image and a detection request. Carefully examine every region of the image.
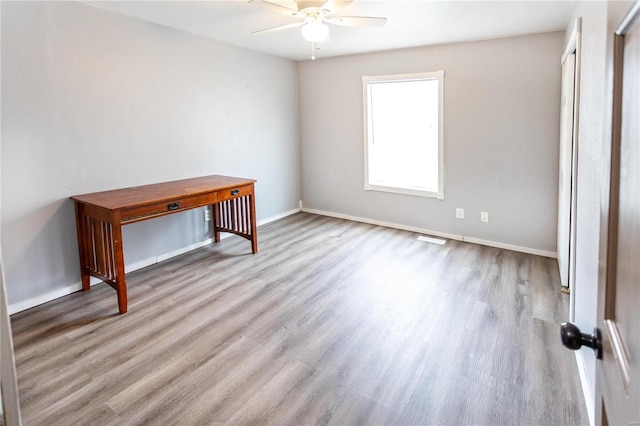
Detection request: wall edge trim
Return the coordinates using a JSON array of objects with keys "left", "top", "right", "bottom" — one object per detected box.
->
[
  {"left": 575, "top": 350, "right": 595, "bottom": 426},
  {"left": 301, "top": 207, "right": 557, "bottom": 258},
  {"left": 9, "top": 208, "right": 301, "bottom": 315}
]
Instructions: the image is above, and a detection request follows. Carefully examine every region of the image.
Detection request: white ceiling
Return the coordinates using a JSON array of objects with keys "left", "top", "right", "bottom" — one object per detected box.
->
[{"left": 85, "top": 0, "right": 575, "bottom": 61}]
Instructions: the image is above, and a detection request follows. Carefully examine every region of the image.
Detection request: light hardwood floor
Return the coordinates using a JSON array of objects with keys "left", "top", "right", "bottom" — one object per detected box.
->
[{"left": 11, "top": 212, "right": 587, "bottom": 425}]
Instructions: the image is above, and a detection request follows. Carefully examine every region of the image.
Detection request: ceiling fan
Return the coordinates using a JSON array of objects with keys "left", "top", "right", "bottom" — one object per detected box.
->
[{"left": 249, "top": 0, "right": 387, "bottom": 59}]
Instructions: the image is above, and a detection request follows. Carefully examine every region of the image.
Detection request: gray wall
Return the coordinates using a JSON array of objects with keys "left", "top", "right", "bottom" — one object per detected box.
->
[
  {"left": 298, "top": 31, "right": 563, "bottom": 253},
  {"left": 1, "top": 1, "right": 300, "bottom": 308}
]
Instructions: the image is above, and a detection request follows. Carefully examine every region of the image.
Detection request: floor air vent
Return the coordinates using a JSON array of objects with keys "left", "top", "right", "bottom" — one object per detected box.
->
[{"left": 417, "top": 235, "right": 447, "bottom": 245}]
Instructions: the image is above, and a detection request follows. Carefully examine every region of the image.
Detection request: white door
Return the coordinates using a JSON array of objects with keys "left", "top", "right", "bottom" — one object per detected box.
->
[
  {"left": 563, "top": 3, "right": 640, "bottom": 424},
  {"left": 597, "top": 3, "right": 639, "bottom": 423}
]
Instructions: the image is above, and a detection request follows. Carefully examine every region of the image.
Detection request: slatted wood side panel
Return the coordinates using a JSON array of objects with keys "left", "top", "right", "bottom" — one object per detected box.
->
[
  {"left": 215, "top": 195, "right": 252, "bottom": 238},
  {"left": 80, "top": 215, "right": 117, "bottom": 283}
]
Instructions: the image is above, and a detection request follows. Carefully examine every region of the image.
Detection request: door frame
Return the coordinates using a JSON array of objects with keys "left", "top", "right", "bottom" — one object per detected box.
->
[
  {"left": 1, "top": 253, "right": 22, "bottom": 425},
  {"left": 560, "top": 18, "right": 582, "bottom": 323}
]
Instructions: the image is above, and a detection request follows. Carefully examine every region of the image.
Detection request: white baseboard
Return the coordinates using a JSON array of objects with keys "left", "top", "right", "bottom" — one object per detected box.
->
[
  {"left": 128, "top": 237, "right": 216, "bottom": 272},
  {"left": 257, "top": 208, "right": 300, "bottom": 226},
  {"left": 463, "top": 236, "right": 556, "bottom": 258},
  {"left": 9, "top": 209, "right": 301, "bottom": 315},
  {"left": 575, "top": 351, "right": 595, "bottom": 426},
  {"left": 7, "top": 237, "right": 217, "bottom": 315},
  {"left": 10, "top": 206, "right": 553, "bottom": 314},
  {"left": 301, "top": 207, "right": 556, "bottom": 258},
  {"left": 8, "top": 283, "right": 86, "bottom": 315},
  {"left": 302, "top": 207, "right": 464, "bottom": 242}
]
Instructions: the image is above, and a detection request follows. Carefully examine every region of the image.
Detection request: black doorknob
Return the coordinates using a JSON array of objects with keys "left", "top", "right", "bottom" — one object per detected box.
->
[{"left": 560, "top": 322, "right": 602, "bottom": 359}]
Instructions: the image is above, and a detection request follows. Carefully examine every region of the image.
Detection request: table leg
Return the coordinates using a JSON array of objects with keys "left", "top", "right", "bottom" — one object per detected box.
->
[
  {"left": 73, "top": 202, "right": 92, "bottom": 292},
  {"left": 249, "top": 194, "right": 258, "bottom": 254},
  {"left": 213, "top": 204, "right": 221, "bottom": 243},
  {"left": 112, "top": 222, "right": 128, "bottom": 314}
]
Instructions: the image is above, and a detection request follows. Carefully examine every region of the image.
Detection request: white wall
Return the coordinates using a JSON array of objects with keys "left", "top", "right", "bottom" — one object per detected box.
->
[
  {"left": 1, "top": 1, "right": 300, "bottom": 309},
  {"left": 298, "top": 31, "right": 563, "bottom": 254}
]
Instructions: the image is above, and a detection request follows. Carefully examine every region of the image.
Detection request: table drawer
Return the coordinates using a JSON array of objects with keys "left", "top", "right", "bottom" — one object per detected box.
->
[
  {"left": 121, "top": 192, "right": 217, "bottom": 222},
  {"left": 216, "top": 184, "right": 253, "bottom": 202}
]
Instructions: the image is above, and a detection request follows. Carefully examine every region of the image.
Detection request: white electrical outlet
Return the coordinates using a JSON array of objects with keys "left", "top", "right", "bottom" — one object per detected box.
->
[
  {"left": 456, "top": 208, "right": 464, "bottom": 219},
  {"left": 481, "top": 211, "right": 489, "bottom": 223},
  {"left": 204, "top": 207, "right": 211, "bottom": 222}
]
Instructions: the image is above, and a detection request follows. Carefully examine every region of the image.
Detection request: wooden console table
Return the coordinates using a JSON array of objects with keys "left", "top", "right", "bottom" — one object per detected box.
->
[{"left": 71, "top": 175, "right": 257, "bottom": 314}]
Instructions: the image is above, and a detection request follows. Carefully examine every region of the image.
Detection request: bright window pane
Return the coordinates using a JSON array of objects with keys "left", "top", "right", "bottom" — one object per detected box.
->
[{"left": 364, "top": 72, "right": 444, "bottom": 198}]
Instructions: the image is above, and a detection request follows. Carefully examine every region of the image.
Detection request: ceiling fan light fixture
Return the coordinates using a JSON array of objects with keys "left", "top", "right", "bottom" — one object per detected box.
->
[{"left": 301, "top": 21, "right": 330, "bottom": 43}]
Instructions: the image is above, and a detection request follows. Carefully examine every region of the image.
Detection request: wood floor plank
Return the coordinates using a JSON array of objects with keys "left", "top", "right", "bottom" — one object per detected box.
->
[{"left": 10, "top": 212, "right": 588, "bottom": 425}]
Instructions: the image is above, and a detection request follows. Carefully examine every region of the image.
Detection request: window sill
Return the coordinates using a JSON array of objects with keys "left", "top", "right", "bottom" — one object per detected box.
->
[{"left": 364, "top": 184, "right": 444, "bottom": 199}]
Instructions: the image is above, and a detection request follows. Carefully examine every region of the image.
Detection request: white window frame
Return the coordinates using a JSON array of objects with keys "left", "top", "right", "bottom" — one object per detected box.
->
[{"left": 362, "top": 70, "right": 445, "bottom": 199}]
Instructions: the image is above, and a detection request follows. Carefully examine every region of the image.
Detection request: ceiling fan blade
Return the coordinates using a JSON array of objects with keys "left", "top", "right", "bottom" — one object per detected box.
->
[
  {"left": 249, "top": 0, "right": 300, "bottom": 15},
  {"left": 296, "top": 1, "right": 328, "bottom": 10},
  {"left": 328, "top": 16, "right": 387, "bottom": 27},
  {"left": 252, "top": 21, "right": 305, "bottom": 35},
  {"left": 320, "top": 0, "right": 353, "bottom": 13}
]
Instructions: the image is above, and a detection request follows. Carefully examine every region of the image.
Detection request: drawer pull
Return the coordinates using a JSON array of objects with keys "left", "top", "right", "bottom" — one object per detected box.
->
[
  {"left": 231, "top": 189, "right": 240, "bottom": 196},
  {"left": 167, "top": 202, "right": 180, "bottom": 211}
]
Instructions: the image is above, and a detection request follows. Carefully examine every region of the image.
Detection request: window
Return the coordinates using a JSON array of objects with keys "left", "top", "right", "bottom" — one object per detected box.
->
[{"left": 363, "top": 71, "right": 444, "bottom": 199}]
